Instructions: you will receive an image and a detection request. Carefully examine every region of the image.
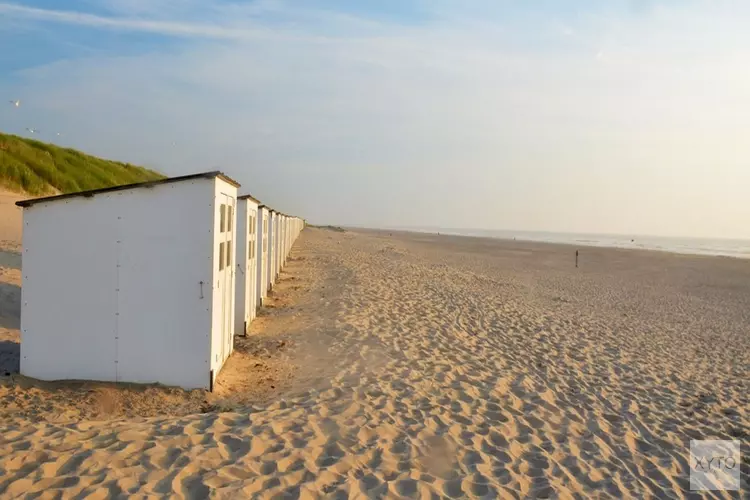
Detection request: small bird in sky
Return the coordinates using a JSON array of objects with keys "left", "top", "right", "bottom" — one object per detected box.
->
[
  {"left": 9, "top": 100, "right": 20, "bottom": 107},
  {"left": 56, "top": 132, "right": 63, "bottom": 136},
  {"left": 25, "top": 127, "right": 39, "bottom": 134}
]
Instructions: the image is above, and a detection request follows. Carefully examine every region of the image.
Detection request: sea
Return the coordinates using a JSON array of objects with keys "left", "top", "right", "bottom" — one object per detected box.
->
[{"left": 399, "top": 228, "right": 750, "bottom": 259}]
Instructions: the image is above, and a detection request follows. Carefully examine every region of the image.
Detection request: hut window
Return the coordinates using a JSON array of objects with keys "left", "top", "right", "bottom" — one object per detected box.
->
[
  {"left": 219, "top": 243, "right": 225, "bottom": 270},
  {"left": 249, "top": 242, "right": 254, "bottom": 260},
  {"left": 227, "top": 241, "right": 232, "bottom": 267},
  {"left": 220, "top": 205, "right": 226, "bottom": 233},
  {"left": 227, "top": 206, "right": 233, "bottom": 232},
  {"left": 249, "top": 215, "right": 254, "bottom": 235}
]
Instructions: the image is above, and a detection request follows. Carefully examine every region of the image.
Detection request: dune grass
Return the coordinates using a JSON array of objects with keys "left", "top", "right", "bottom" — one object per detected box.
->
[{"left": 0, "top": 132, "right": 164, "bottom": 195}]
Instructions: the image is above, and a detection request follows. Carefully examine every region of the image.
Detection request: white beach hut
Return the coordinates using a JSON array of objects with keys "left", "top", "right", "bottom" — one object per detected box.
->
[
  {"left": 290, "top": 219, "right": 296, "bottom": 252},
  {"left": 280, "top": 214, "right": 287, "bottom": 268},
  {"left": 256, "top": 205, "right": 269, "bottom": 307},
  {"left": 266, "top": 209, "right": 277, "bottom": 291},
  {"left": 282, "top": 216, "right": 288, "bottom": 268},
  {"left": 274, "top": 212, "right": 282, "bottom": 282},
  {"left": 284, "top": 215, "right": 291, "bottom": 265},
  {"left": 276, "top": 212, "right": 283, "bottom": 279},
  {"left": 286, "top": 217, "right": 295, "bottom": 258},
  {"left": 235, "top": 194, "right": 260, "bottom": 336},
  {"left": 16, "top": 171, "right": 240, "bottom": 390},
  {"left": 289, "top": 217, "right": 295, "bottom": 257}
]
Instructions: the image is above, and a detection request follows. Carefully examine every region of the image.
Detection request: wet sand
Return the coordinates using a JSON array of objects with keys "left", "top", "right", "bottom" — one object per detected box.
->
[{"left": 1, "top": 227, "right": 748, "bottom": 498}]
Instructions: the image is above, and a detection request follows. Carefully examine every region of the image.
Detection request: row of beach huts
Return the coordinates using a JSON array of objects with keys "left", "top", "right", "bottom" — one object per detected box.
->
[{"left": 15, "top": 171, "right": 305, "bottom": 390}]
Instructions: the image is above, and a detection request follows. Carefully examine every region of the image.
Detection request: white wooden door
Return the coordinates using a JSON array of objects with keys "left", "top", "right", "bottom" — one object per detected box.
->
[
  {"left": 261, "top": 214, "right": 268, "bottom": 300},
  {"left": 218, "top": 195, "right": 235, "bottom": 363},
  {"left": 246, "top": 210, "right": 257, "bottom": 323},
  {"left": 225, "top": 196, "right": 235, "bottom": 360}
]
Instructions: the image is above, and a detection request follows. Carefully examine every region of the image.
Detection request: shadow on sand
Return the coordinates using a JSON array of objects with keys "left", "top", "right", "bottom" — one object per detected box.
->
[
  {"left": 0, "top": 280, "right": 20, "bottom": 330},
  {"left": 0, "top": 340, "right": 19, "bottom": 375}
]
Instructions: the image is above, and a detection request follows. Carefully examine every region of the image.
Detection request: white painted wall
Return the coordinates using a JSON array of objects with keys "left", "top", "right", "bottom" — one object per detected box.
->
[
  {"left": 273, "top": 212, "right": 281, "bottom": 282},
  {"left": 234, "top": 197, "right": 258, "bottom": 336},
  {"left": 280, "top": 217, "right": 284, "bottom": 269},
  {"left": 246, "top": 200, "right": 259, "bottom": 322},
  {"left": 279, "top": 216, "right": 285, "bottom": 274},
  {"left": 286, "top": 218, "right": 293, "bottom": 261},
  {"left": 266, "top": 211, "right": 276, "bottom": 290},
  {"left": 22, "top": 195, "right": 120, "bottom": 383},
  {"left": 282, "top": 217, "right": 289, "bottom": 266},
  {"left": 20, "top": 177, "right": 233, "bottom": 389},
  {"left": 257, "top": 207, "right": 269, "bottom": 305},
  {"left": 279, "top": 215, "right": 284, "bottom": 276}
]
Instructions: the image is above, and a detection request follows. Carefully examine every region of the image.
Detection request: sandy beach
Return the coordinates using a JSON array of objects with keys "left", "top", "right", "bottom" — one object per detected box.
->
[{"left": 0, "top": 225, "right": 748, "bottom": 497}]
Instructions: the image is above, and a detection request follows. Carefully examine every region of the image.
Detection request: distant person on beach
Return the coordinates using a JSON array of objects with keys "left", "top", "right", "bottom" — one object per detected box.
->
[{"left": 576, "top": 250, "right": 579, "bottom": 268}]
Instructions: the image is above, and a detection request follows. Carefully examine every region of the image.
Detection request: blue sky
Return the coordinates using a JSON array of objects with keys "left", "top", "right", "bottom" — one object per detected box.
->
[{"left": 1, "top": 0, "right": 749, "bottom": 238}]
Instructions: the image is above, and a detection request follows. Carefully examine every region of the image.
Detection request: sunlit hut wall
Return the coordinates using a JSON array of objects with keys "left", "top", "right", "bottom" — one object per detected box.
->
[
  {"left": 235, "top": 194, "right": 260, "bottom": 337},
  {"left": 270, "top": 210, "right": 278, "bottom": 287},
  {"left": 288, "top": 216, "right": 293, "bottom": 261},
  {"left": 291, "top": 217, "right": 298, "bottom": 254},
  {"left": 274, "top": 211, "right": 282, "bottom": 284},
  {"left": 278, "top": 214, "right": 285, "bottom": 270},
  {"left": 288, "top": 217, "right": 298, "bottom": 253},
  {"left": 286, "top": 215, "right": 293, "bottom": 264},
  {"left": 17, "top": 171, "right": 240, "bottom": 390},
  {"left": 287, "top": 216, "right": 292, "bottom": 262},
  {"left": 281, "top": 216, "right": 302, "bottom": 268},
  {"left": 281, "top": 214, "right": 289, "bottom": 267},
  {"left": 285, "top": 215, "right": 290, "bottom": 263},
  {"left": 257, "top": 205, "right": 270, "bottom": 307},
  {"left": 274, "top": 211, "right": 283, "bottom": 283},
  {"left": 266, "top": 209, "right": 277, "bottom": 293}
]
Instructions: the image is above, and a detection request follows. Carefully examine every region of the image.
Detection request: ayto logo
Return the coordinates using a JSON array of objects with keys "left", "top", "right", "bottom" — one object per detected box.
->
[
  {"left": 693, "top": 456, "right": 737, "bottom": 472},
  {"left": 690, "top": 440, "right": 740, "bottom": 491}
]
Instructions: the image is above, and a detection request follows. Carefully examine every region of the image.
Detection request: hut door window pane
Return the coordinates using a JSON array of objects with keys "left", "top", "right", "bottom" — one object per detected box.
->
[
  {"left": 219, "top": 242, "right": 225, "bottom": 270},
  {"left": 227, "top": 206, "right": 233, "bottom": 232},
  {"left": 220, "top": 204, "right": 226, "bottom": 233},
  {"left": 227, "top": 241, "right": 232, "bottom": 267}
]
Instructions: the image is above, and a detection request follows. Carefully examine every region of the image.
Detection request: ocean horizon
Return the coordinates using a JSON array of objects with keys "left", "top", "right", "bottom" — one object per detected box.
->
[{"left": 380, "top": 227, "right": 750, "bottom": 259}]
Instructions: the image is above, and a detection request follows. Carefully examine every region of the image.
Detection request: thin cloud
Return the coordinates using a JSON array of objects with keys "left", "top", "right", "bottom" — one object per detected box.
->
[{"left": 0, "top": 2, "right": 265, "bottom": 40}]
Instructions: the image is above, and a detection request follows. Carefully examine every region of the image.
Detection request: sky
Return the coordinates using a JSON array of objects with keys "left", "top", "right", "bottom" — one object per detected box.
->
[{"left": 1, "top": 0, "right": 749, "bottom": 239}]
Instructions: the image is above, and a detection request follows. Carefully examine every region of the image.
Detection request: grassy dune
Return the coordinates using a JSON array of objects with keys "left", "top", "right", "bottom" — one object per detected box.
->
[{"left": 0, "top": 133, "right": 163, "bottom": 195}]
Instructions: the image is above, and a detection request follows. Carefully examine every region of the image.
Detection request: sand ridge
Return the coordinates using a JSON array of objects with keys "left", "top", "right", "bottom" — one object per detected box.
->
[{"left": 0, "top": 228, "right": 748, "bottom": 497}]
